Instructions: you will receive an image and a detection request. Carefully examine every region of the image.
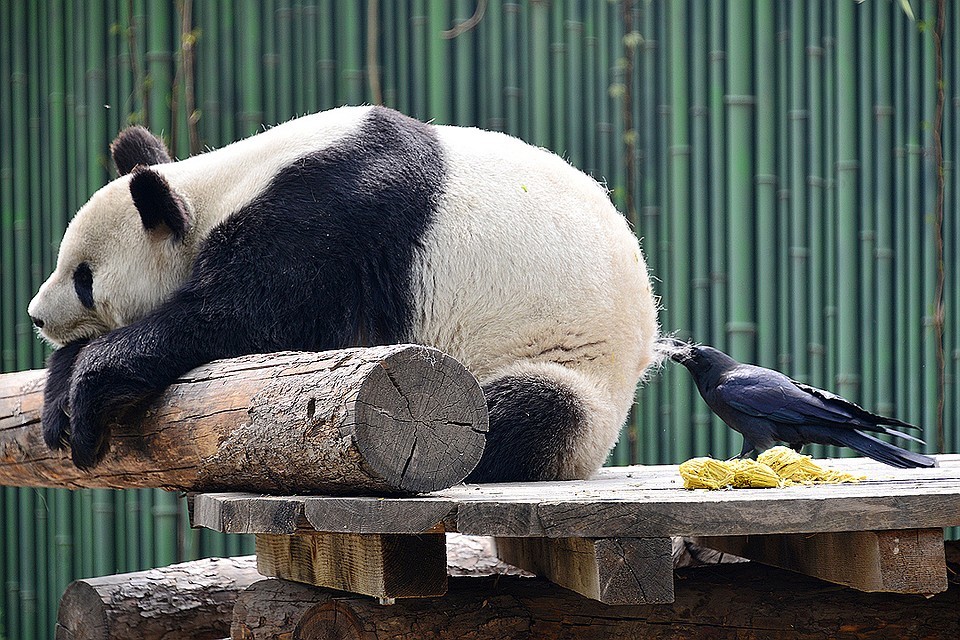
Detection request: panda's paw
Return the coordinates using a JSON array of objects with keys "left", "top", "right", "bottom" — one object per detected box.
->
[
  {"left": 69, "top": 422, "right": 110, "bottom": 471},
  {"left": 41, "top": 396, "right": 71, "bottom": 451}
]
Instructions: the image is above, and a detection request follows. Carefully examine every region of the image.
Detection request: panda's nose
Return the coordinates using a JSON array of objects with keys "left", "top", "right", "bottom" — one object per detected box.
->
[{"left": 30, "top": 315, "right": 44, "bottom": 329}]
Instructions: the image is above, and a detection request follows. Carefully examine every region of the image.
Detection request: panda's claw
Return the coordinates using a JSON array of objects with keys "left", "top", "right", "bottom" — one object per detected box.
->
[{"left": 41, "top": 400, "right": 72, "bottom": 451}]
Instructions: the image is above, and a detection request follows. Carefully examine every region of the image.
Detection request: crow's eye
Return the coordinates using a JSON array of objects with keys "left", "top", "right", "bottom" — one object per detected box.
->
[{"left": 73, "top": 262, "right": 94, "bottom": 309}]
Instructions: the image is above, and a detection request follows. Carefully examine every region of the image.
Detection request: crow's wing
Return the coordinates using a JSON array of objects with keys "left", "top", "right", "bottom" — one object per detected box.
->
[{"left": 790, "top": 380, "right": 921, "bottom": 432}]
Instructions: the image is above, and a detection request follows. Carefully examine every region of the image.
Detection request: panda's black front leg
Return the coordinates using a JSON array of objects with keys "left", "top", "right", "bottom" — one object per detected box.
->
[
  {"left": 41, "top": 339, "right": 89, "bottom": 450},
  {"left": 66, "top": 304, "right": 225, "bottom": 470}
]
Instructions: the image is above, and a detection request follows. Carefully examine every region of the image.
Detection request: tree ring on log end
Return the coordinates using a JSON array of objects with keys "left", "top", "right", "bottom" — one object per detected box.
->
[
  {"left": 349, "top": 345, "right": 488, "bottom": 494},
  {"left": 295, "top": 601, "right": 372, "bottom": 640}
]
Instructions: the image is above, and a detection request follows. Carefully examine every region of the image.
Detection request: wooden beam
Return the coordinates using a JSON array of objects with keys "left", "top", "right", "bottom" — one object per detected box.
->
[
  {"left": 695, "top": 528, "right": 948, "bottom": 594},
  {"left": 55, "top": 556, "right": 261, "bottom": 640},
  {"left": 255, "top": 531, "right": 448, "bottom": 599},
  {"left": 0, "top": 345, "right": 487, "bottom": 494},
  {"left": 495, "top": 536, "right": 673, "bottom": 604}
]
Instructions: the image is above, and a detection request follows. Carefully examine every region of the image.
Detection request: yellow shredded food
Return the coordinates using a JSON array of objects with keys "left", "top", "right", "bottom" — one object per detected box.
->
[{"left": 679, "top": 446, "right": 865, "bottom": 490}]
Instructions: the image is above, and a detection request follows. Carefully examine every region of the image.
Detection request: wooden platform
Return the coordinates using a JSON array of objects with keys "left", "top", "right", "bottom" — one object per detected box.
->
[{"left": 192, "top": 454, "right": 960, "bottom": 605}]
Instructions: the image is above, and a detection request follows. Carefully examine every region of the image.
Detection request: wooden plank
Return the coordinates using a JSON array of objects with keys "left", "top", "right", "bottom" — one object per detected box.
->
[
  {"left": 695, "top": 528, "right": 948, "bottom": 595},
  {"left": 255, "top": 531, "right": 447, "bottom": 599},
  {"left": 191, "top": 492, "right": 308, "bottom": 534},
  {"left": 304, "top": 495, "right": 456, "bottom": 533},
  {"left": 495, "top": 536, "right": 673, "bottom": 605},
  {"left": 192, "top": 455, "right": 960, "bottom": 540}
]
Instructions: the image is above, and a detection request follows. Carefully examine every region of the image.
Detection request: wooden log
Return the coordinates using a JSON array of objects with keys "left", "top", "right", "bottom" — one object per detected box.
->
[
  {"left": 255, "top": 531, "right": 448, "bottom": 599},
  {"left": 495, "top": 536, "right": 673, "bottom": 604},
  {"left": 695, "top": 527, "right": 948, "bottom": 595},
  {"left": 55, "top": 556, "right": 261, "bottom": 640},
  {"left": 0, "top": 345, "right": 488, "bottom": 494},
  {"left": 232, "top": 557, "right": 960, "bottom": 640}
]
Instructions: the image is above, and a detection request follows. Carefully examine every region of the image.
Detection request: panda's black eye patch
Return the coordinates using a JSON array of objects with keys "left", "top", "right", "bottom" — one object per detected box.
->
[{"left": 73, "top": 262, "right": 94, "bottom": 309}]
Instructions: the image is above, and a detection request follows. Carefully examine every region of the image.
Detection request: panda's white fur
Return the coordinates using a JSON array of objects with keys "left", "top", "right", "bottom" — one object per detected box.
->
[{"left": 30, "top": 106, "right": 659, "bottom": 479}]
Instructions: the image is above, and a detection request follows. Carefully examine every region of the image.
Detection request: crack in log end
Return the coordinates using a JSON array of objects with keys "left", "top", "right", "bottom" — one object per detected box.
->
[{"left": 400, "top": 437, "right": 419, "bottom": 482}]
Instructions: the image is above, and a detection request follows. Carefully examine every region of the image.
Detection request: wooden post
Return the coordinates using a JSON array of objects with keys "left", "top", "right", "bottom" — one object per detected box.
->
[
  {"left": 55, "top": 556, "right": 261, "bottom": 640},
  {"left": 255, "top": 531, "right": 448, "bottom": 600},
  {"left": 695, "top": 527, "right": 948, "bottom": 595},
  {"left": 0, "top": 345, "right": 487, "bottom": 494},
  {"left": 495, "top": 536, "right": 673, "bottom": 604}
]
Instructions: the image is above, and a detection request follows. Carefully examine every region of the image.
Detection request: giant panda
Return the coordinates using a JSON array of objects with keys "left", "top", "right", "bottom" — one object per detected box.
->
[{"left": 28, "top": 105, "right": 660, "bottom": 481}]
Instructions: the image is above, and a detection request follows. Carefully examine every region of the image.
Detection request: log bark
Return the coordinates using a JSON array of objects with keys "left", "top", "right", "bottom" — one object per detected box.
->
[
  {"left": 56, "top": 556, "right": 262, "bottom": 640},
  {"left": 0, "top": 345, "right": 487, "bottom": 494},
  {"left": 233, "top": 556, "right": 960, "bottom": 640}
]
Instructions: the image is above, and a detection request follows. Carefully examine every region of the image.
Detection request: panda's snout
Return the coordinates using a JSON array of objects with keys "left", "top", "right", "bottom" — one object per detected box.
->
[{"left": 30, "top": 315, "right": 44, "bottom": 329}]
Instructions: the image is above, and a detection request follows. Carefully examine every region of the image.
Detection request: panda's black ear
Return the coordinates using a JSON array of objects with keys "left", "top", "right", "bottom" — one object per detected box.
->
[
  {"left": 110, "top": 126, "right": 172, "bottom": 176},
  {"left": 129, "top": 167, "right": 190, "bottom": 241}
]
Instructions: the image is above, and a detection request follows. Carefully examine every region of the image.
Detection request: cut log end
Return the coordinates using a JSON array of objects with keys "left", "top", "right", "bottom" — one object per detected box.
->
[{"left": 350, "top": 346, "right": 488, "bottom": 494}]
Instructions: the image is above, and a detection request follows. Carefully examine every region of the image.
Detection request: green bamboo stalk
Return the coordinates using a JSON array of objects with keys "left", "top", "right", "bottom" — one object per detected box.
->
[
  {"left": 391, "top": 0, "right": 409, "bottom": 114},
  {"left": 27, "top": 0, "right": 43, "bottom": 372},
  {"left": 483, "top": 0, "right": 503, "bottom": 130},
  {"left": 410, "top": 0, "right": 427, "bottom": 120},
  {"left": 528, "top": 0, "right": 548, "bottom": 146},
  {"left": 690, "top": 0, "right": 711, "bottom": 456},
  {"left": 594, "top": 1, "right": 611, "bottom": 184},
  {"left": 315, "top": 0, "right": 333, "bottom": 110},
  {"left": 725, "top": 0, "right": 756, "bottom": 360},
  {"left": 640, "top": 1, "right": 659, "bottom": 464},
  {"left": 708, "top": 0, "right": 730, "bottom": 456},
  {"left": 789, "top": 2, "right": 809, "bottom": 385},
  {"left": 873, "top": 1, "right": 898, "bottom": 415},
  {"left": 454, "top": 0, "right": 475, "bottom": 125},
  {"left": 502, "top": 1, "right": 519, "bottom": 136},
  {"left": 239, "top": 0, "right": 261, "bottom": 135},
  {"left": 607, "top": 1, "right": 625, "bottom": 211},
  {"left": 668, "top": 0, "right": 692, "bottom": 462},
  {"left": 198, "top": 0, "right": 220, "bottom": 144},
  {"left": 905, "top": 7, "right": 923, "bottom": 435},
  {"left": 277, "top": 2, "right": 293, "bottom": 118},
  {"left": 755, "top": 0, "right": 777, "bottom": 370},
  {"left": 581, "top": 4, "right": 596, "bottom": 171},
  {"left": 291, "top": 2, "right": 306, "bottom": 112},
  {"left": 12, "top": 0, "right": 30, "bottom": 374},
  {"left": 893, "top": 5, "right": 910, "bottom": 429},
  {"left": 565, "top": 0, "right": 581, "bottom": 162},
  {"left": 426, "top": 1, "right": 450, "bottom": 121},
  {"left": 655, "top": 0, "right": 672, "bottom": 462},
  {"left": 260, "top": 0, "right": 278, "bottom": 125},
  {"left": 53, "top": 489, "right": 72, "bottom": 618},
  {"left": 112, "top": 491, "right": 126, "bottom": 573},
  {"left": 126, "top": 490, "right": 143, "bottom": 570},
  {"left": 379, "top": 0, "right": 396, "bottom": 108},
  {"left": 836, "top": 0, "right": 860, "bottom": 410},
  {"left": 5, "top": 488, "right": 20, "bottom": 640},
  {"left": 139, "top": 490, "right": 153, "bottom": 570},
  {"left": 805, "top": 2, "right": 825, "bottom": 459},
  {"left": 549, "top": 3, "right": 565, "bottom": 153},
  {"left": 219, "top": 2, "right": 236, "bottom": 142},
  {"left": 856, "top": 0, "right": 876, "bottom": 413},
  {"left": 0, "top": 0, "right": 15, "bottom": 374},
  {"left": 921, "top": 0, "right": 939, "bottom": 453},
  {"left": 825, "top": 6, "right": 841, "bottom": 457},
  {"left": 776, "top": 2, "right": 791, "bottom": 373}
]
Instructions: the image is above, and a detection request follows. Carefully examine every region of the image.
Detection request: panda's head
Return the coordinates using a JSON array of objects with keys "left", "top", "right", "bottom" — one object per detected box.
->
[{"left": 28, "top": 127, "right": 195, "bottom": 347}]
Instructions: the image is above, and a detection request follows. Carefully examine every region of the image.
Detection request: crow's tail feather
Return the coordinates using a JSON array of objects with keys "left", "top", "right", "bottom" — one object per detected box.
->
[{"left": 832, "top": 430, "right": 936, "bottom": 469}]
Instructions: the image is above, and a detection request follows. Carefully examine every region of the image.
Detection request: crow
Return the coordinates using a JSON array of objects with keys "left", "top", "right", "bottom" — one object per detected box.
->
[{"left": 662, "top": 339, "right": 936, "bottom": 469}]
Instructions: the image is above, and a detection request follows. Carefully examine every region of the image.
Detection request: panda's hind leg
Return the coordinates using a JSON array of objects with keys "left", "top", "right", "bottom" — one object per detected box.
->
[{"left": 466, "top": 362, "right": 623, "bottom": 483}]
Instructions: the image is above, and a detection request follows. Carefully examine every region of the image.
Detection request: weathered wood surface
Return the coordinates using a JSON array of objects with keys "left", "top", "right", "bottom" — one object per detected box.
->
[
  {"left": 696, "top": 528, "right": 948, "bottom": 595},
  {"left": 194, "top": 455, "right": 960, "bottom": 538},
  {"left": 0, "top": 345, "right": 487, "bottom": 494},
  {"left": 231, "top": 554, "right": 960, "bottom": 640},
  {"left": 496, "top": 536, "right": 673, "bottom": 605},
  {"left": 55, "top": 556, "right": 262, "bottom": 640},
  {"left": 255, "top": 531, "right": 448, "bottom": 599}
]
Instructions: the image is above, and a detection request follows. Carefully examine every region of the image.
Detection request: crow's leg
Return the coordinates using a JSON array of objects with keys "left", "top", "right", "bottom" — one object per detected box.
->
[
  {"left": 729, "top": 439, "right": 758, "bottom": 460},
  {"left": 789, "top": 442, "right": 805, "bottom": 454}
]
